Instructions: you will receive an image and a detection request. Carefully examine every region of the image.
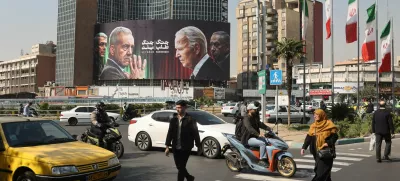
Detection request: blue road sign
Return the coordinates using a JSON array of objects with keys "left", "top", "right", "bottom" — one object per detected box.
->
[{"left": 270, "top": 70, "right": 283, "bottom": 85}]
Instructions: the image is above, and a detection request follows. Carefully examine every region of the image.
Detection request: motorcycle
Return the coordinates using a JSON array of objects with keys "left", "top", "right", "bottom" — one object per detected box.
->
[
  {"left": 80, "top": 121, "right": 124, "bottom": 158},
  {"left": 29, "top": 108, "right": 39, "bottom": 117},
  {"left": 221, "top": 131, "right": 297, "bottom": 178}
]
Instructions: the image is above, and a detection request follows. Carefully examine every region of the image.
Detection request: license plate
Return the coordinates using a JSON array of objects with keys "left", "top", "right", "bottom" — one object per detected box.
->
[{"left": 87, "top": 171, "right": 109, "bottom": 181}]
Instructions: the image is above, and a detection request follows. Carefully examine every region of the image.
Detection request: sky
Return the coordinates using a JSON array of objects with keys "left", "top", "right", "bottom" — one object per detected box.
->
[{"left": 0, "top": 0, "right": 399, "bottom": 76}]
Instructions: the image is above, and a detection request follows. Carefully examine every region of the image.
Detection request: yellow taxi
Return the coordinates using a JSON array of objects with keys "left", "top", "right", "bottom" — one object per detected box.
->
[{"left": 0, "top": 117, "right": 121, "bottom": 181}]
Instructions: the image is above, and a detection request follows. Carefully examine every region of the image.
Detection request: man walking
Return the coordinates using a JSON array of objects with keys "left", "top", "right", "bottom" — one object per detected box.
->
[
  {"left": 372, "top": 100, "right": 395, "bottom": 162},
  {"left": 165, "top": 100, "right": 201, "bottom": 181}
]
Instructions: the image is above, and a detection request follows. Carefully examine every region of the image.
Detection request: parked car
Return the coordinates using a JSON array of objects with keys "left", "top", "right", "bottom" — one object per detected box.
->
[
  {"left": 0, "top": 117, "right": 121, "bottom": 181},
  {"left": 221, "top": 102, "right": 240, "bottom": 117},
  {"left": 128, "top": 110, "right": 235, "bottom": 159},
  {"left": 60, "top": 106, "right": 120, "bottom": 126},
  {"left": 261, "top": 105, "right": 310, "bottom": 124}
]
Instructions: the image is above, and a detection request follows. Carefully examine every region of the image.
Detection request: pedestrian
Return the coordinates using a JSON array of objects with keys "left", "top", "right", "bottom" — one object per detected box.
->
[
  {"left": 240, "top": 101, "right": 247, "bottom": 117},
  {"left": 301, "top": 109, "right": 338, "bottom": 181},
  {"left": 165, "top": 100, "right": 201, "bottom": 181},
  {"left": 372, "top": 100, "right": 395, "bottom": 162},
  {"left": 320, "top": 101, "right": 327, "bottom": 111}
]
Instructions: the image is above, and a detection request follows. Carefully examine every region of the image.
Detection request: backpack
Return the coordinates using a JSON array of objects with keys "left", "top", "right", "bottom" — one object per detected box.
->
[{"left": 235, "top": 116, "right": 244, "bottom": 139}]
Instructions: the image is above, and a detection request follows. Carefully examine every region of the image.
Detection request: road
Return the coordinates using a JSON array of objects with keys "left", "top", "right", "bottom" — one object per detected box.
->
[{"left": 59, "top": 115, "right": 398, "bottom": 181}]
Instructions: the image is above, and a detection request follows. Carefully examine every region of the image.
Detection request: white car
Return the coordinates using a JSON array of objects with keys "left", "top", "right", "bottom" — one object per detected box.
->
[
  {"left": 221, "top": 102, "right": 240, "bottom": 117},
  {"left": 60, "top": 106, "right": 120, "bottom": 126},
  {"left": 128, "top": 110, "right": 235, "bottom": 159}
]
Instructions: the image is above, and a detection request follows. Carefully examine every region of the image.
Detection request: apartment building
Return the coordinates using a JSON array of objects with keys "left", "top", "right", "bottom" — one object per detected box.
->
[
  {"left": 236, "top": 0, "right": 323, "bottom": 89},
  {"left": 0, "top": 44, "right": 56, "bottom": 94}
]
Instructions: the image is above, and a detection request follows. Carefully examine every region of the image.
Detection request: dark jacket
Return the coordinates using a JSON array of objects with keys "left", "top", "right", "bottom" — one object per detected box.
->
[
  {"left": 165, "top": 113, "right": 201, "bottom": 151},
  {"left": 240, "top": 115, "right": 271, "bottom": 145},
  {"left": 302, "top": 133, "right": 338, "bottom": 156},
  {"left": 216, "top": 54, "right": 230, "bottom": 80},
  {"left": 372, "top": 108, "right": 394, "bottom": 135},
  {"left": 90, "top": 109, "right": 111, "bottom": 128},
  {"left": 99, "top": 58, "right": 128, "bottom": 80},
  {"left": 192, "top": 57, "right": 224, "bottom": 81},
  {"left": 366, "top": 103, "right": 374, "bottom": 113}
]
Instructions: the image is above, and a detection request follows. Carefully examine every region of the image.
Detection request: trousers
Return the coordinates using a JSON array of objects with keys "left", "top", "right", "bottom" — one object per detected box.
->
[
  {"left": 312, "top": 155, "right": 333, "bottom": 181},
  {"left": 375, "top": 133, "right": 392, "bottom": 160},
  {"left": 247, "top": 137, "right": 268, "bottom": 159},
  {"left": 173, "top": 149, "right": 193, "bottom": 181}
]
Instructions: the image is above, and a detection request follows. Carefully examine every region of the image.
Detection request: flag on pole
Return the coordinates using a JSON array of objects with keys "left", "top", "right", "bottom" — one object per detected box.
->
[
  {"left": 301, "top": 0, "right": 309, "bottom": 40},
  {"left": 379, "top": 21, "right": 392, "bottom": 73},
  {"left": 361, "top": 4, "right": 376, "bottom": 61},
  {"left": 346, "top": 0, "right": 358, "bottom": 43},
  {"left": 325, "top": 0, "right": 332, "bottom": 39}
]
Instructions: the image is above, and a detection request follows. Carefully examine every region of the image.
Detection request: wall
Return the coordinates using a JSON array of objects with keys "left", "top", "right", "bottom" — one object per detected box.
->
[
  {"left": 313, "top": 1, "right": 323, "bottom": 63},
  {"left": 93, "top": 86, "right": 194, "bottom": 99},
  {"left": 36, "top": 55, "right": 56, "bottom": 90}
]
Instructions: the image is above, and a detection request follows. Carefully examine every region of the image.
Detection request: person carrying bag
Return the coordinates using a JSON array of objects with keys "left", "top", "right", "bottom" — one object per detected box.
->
[{"left": 301, "top": 109, "right": 339, "bottom": 181}]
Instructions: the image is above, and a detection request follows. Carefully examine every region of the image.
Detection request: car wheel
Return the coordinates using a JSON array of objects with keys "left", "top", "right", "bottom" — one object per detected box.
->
[
  {"left": 16, "top": 171, "right": 36, "bottom": 181},
  {"left": 135, "top": 132, "right": 152, "bottom": 151},
  {"left": 223, "top": 114, "right": 228, "bottom": 117},
  {"left": 68, "top": 118, "right": 78, "bottom": 126},
  {"left": 202, "top": 137, "right": 221, "bottom": 159}
]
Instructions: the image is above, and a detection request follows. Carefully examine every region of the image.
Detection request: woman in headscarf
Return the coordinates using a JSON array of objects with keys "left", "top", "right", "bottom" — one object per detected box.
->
[{"left": 301, "top": 109, "right": 338, "bottom": 181}]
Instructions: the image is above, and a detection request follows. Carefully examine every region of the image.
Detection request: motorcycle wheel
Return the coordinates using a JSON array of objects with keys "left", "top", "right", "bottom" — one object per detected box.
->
[
  {"left": 276, "top": 156, "right": 296, "bottom": 178},
  {"left": 225, "top": 152, "right": 241, "bottom": 172},
  {"left": 113, "top": 141, "right": 124, "bottom": 159}
]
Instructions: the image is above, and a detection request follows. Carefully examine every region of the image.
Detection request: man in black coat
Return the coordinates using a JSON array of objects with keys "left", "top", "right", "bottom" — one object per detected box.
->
[
  {"left": 210, "top": 31, "right": 230, "bottom": 80},
  {"left": 372, "top": 100, "right": 395, "bottom": 162},
  {"left": 165, "top": 100, "right": 201, "bottom": 181}
]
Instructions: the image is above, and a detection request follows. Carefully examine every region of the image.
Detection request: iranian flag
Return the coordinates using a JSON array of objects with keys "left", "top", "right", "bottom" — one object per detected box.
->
[
  {"left": 325, "top": 0, "right": 332, "bottom": 39},
  {"left": 361, "top": 4, "right": 376, "bottom": 61},
  {"left": 346, "top": 0, "right": 357, "bottom": 43},
  {"left": 379, "top": 21, "right": 392, "bottom": 73},
  {"left": 301, "top": 0, "right": 309, "bottom": 40}
]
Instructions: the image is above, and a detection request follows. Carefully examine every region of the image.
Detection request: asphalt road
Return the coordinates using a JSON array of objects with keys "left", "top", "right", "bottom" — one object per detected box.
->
[{"left": 59, "top": 115, "right": 399, "bottom": 181}]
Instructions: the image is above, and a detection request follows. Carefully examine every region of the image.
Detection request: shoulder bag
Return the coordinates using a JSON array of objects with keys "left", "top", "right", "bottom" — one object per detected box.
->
[{"left": 315, "top": 128, "right": 336, "bottom": 160}]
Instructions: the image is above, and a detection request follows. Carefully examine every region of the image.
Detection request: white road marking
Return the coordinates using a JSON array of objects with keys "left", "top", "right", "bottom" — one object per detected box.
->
[
  {"left": 303, "top": 155, "right": 363, "bottom": 161},
  {"left": 357, "top": 148, "right": 362, "bottom": 149},
  {"left": 349, "top": 149, "right": 355, "bottom": 150},
  {"left": 296, "top": 164, "right": 342, "bottom": 172},
  {"left": 335, "top": 152, "right": 372, "bottom": 157},
  {"left": 294, "top": 159, "right": 352, "bottom": 166},
  {"left": 234, "top": 173, "right": 304, "bottom": 181}
]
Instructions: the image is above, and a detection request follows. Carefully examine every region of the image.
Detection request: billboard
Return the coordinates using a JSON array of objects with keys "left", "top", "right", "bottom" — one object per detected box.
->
[{"left": 93, "top": 20, "right": 230, "bottom": 81}]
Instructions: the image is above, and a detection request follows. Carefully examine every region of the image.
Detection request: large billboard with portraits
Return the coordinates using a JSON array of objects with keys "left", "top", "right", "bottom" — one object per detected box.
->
[{"left": 93, "top": 20, "right": 230, "bottom": 81}]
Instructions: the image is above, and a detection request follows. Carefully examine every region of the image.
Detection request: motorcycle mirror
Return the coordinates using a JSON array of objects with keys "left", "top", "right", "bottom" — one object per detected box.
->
[{"left": 71, "top": 135, "right": 78, "bottom": 140}]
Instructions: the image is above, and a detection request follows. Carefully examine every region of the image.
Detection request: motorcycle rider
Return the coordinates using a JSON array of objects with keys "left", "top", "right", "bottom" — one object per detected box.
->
[
  {"left": 90, "top": 102, "right": 113, "bottom": 148},
  {"left": 241, "top": 101, "right": 272, "bottom": 167}
]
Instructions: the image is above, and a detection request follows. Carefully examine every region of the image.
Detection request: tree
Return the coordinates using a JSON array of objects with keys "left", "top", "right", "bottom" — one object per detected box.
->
[
  {"left": 273, "top": 38, "right": 304, "bottom": 125},
  {"left": 359, "top": 86, "right": 376, "bottom": 101}
]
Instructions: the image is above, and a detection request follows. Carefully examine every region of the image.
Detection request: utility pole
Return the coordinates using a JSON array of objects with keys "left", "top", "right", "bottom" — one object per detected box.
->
[{"left": 257, "top": 0, "right": 266, "bottom": 123}]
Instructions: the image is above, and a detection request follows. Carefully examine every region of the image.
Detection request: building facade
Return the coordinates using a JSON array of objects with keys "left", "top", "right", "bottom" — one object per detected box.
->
[
  {"left": 56, "top": 0, "right": 228, "bottom": 87},
  {"left": 0, "top": 44, "right": 56, "bottom": 94},
  {"left": 235, "top": 0, "right": 323, "bottom": 89}
]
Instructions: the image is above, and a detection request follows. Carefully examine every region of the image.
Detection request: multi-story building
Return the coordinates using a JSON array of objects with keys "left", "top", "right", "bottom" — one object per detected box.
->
[
  {"left": 236, "top": 0, "right": 323, "bottom": 89},
  {"left": 56, "top": 0, "right": 228, "bottom": 87},
  {"left": 0, "top": 44, "right": 56, "bottom": 94},
  {"left": 294, "top": 56, "right": 400, "bottom": 100}
]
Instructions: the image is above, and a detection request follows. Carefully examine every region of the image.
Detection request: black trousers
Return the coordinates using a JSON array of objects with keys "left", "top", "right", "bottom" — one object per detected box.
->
[
  {"left": 312, "top": 155, "right": 333, "bottom": 181},
  {"left": 173, "top": 149, "right": 192, "bottom": 181},
  {"left": 90, "top": 126, "right": 106, "bottom": 147},
  {"left": 375, "top": 133, "right": 392, "bottom": 160}
]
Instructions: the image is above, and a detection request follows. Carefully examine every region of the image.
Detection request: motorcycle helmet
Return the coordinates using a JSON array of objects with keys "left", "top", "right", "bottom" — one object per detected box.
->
[{"left": 96, "top": 101, "right": 106, "bottom": 111}]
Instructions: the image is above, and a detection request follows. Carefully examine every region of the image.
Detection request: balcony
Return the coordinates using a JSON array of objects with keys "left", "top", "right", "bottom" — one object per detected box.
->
[
  {"left": 297, "top": 79, "right": 304, "bottom": 84},
  {"left": 335, "top": 77, "right": 347, "bottom": 82},
  {"left": 266, "top": 25, "right": 277, "bottom": 30},
  {"left": 348, "top": 67, "right": 362, "bottom": 71},
  {"left": 364, "top": 77, "right": 376, "bottom": 82},
  {"left": 266, "top": 33, "right": 277, "bottom": 39},
  {"left": 364, "top": 66, "right": 376, "bottom": 71},
  {"left": 267, "top": 8, "right": 277, "bottom": 14},
  {"left": 310, "top": 69, "right": 320, "bottom": 73},
  {"left": 348, "top": 77, "right": 362, "bottom": 82},
  {"left": 334, "top": 67, "right": 346, "bottom": 72},
  {"left": 265, "top": 51, "right": 272, "bottom": 56},
  {"left": 321, "top": 68, "right": 331, "bottom": 72},
  {"left": 320, "top": 78, "right": 332, "bottom": 82},
  {"left": 380, "top": 76, "right": 392, "bottom": 82},
  {"left": 311, "top": 78, "right": 320, "bottom": 83},
  {"left": 266, "top": 17, "right": 277, "bottom": 23},
  {"left": 266, "top": 42, "right": 276, "bottom": 47}
]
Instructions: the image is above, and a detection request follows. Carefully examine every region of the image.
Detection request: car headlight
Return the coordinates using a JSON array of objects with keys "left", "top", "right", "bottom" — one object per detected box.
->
[
  {"left": 108, "top": 157, "right": 120, "bottom": 166},
  {"left": 51, "top": 166, "right": 78, "bottom": 175}
]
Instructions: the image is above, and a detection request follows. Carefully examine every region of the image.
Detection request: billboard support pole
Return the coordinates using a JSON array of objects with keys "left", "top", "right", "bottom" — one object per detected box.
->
[{"left": 257, "top": 0, "right": 267, "bottom": 123}]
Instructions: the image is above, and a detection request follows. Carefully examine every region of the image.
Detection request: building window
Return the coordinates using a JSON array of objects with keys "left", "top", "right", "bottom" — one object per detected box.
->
[
  {"left": 252, "top": 48, "right": 257, "bottom": 54},
  {"left": 243, "top": 41, "right": 248, "bottom": 46},
  {"left": 252, "top": 24, "right": 257, "bottom": 29},
  {"left": 242, "top": 25, "right": 248, "bottom": 30},
  {"left": 253, "top": 16, "right": 257, "bottom": 21},
  {"left": 242, "top": 49, "right": 247, "bottom": 54},
  {"left": 252, "top": 7, "right": 256, "bottom": 12},
  {"left": 252, "top": 32, "right": 257, "bottom": 37},
  {"left": 240, "top": 9, "right": 244, "bottom": 14}
]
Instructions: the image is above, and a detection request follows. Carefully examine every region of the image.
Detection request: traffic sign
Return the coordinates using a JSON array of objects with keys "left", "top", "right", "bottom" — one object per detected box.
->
[
  {"left": 258, "top": 70, "right": 266, "bottom": 94},
  {"left": 270, "top": 70, "right": 283, "bottom": 85}
]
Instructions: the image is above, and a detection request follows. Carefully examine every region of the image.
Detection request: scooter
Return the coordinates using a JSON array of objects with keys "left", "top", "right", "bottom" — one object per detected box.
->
[{"left": 221, "top": 131, "right": 297, "bottom": 178}]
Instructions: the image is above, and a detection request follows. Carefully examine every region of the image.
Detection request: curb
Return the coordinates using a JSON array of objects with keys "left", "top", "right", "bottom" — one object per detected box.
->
[{"left": 286, "top": 133, "right": 400, "bottom": 148}]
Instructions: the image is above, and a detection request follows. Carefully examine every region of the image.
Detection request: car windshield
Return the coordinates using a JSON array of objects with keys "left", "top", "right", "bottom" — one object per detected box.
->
[
  {"left": 266, "top": 106, "right": 275, "bottom": 110},
  {"left": 2, "top": 120, "right": 75, "bottom": 147},
  {"left": 188, "top": 111, "right": 226, "bottom": 125}
]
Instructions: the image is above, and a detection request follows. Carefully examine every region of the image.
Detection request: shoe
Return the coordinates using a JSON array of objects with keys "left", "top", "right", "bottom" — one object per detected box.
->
[
  {"left": 257, "top": 160, "right": 268, "bottom": 167},
  {"left": 187, "top": 175, "right": 195, "bottom": 181},
  {"left": 377, "top": 159, "right": 382, "bottom": 163},
  {"left": 383, "top": 156, "right": 392, "bottom": 161}
]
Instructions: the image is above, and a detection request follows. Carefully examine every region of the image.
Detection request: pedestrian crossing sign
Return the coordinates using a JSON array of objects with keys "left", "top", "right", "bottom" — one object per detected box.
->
[{"left": 270, "top": 70, "right": 283, "bottom": 85}]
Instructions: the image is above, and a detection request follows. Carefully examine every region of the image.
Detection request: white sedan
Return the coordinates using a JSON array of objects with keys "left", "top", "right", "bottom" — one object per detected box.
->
[
  {"left": 60, "top": 106, "right": 120, "bottom": 126},
  {"left": 128, "top": 110, "right": 235, "bottom": 159}
]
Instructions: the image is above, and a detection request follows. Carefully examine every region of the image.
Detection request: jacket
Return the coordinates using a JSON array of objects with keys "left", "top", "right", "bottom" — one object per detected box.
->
[
  {"left": 90, "top": 109, "right": 111, "bottom": 128},
  {"left": 99, "top": 58, "right": 128, "bottom": 80},
  {"left": 372, "top": 108, "right": 394, "bottom": 135},
  {"left": 240, "top": 115, "right": 271, "bottom": 145},
  {"left": 192, "top": 57, "right": 224, "bottom": 81},
  {"left": 302, "top": 133, "right": 338, "bottom": 156},
  {"left": 165, "top": 113, "right": 201, "bottom": 151}
]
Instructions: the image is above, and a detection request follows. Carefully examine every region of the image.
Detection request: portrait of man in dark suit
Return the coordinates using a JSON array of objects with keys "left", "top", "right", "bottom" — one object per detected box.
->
[
  {"left": 210, "top": 31, "right": 230, "bottom": 80},
  {"left": 174, "top": 26, "right": 223, "bottom": 80},
  {"left": 99, "top": 27, "right": 147, "bottom": 80}
]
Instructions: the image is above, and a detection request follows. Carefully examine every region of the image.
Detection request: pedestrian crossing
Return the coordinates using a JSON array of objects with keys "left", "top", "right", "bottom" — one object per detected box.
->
[{"left": 233, "top": 151, "right": 372, "bottom": 181}]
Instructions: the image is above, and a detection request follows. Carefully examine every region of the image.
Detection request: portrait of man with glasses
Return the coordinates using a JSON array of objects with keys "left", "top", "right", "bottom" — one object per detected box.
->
[{"left": 99, "top": 26, "right": 147, "bottom": 80}]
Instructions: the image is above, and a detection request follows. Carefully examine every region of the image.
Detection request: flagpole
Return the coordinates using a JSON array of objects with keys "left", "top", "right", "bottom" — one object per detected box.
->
[
  {"left": 331, "top": 0, "right": 335, "bottom": 105},
  {"left": 356, "top": 0, "right": 360, "bottom": 111},
  {"left": 375, "top": 0, "right": 380, "bottom": 105},
  {"left": 391, "top": 17, "right": 395, "bottom": 109}
]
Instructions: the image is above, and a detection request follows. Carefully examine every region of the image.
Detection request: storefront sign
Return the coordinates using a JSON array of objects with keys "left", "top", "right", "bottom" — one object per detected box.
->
[
  {"left": 334, "top": 82, "right": 363, "bottom": 94},
  {"left": 309, "top": 89, "right": 332, "bottom": 96}
]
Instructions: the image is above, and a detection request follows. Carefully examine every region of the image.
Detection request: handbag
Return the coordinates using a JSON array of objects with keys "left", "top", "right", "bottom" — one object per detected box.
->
[{"left": 315, "top": 128, "right": 336, "bottom": 160}]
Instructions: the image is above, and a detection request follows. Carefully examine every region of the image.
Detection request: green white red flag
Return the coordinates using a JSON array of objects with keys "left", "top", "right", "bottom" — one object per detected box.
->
[
  {"left": 379, "top": 21, "right": 392, "bottom": 73},
  {"left": 361, "top": 4, "right": 376, "bottom": 61},
  {"left": 301, "top": 0, "right": 309, "bottom": 40},
  {"left": 325, "top": 0, "right": 332, "bottom": 39},
  {"left": 346, "top": 0, "right": 357, "bottom": 43}
]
